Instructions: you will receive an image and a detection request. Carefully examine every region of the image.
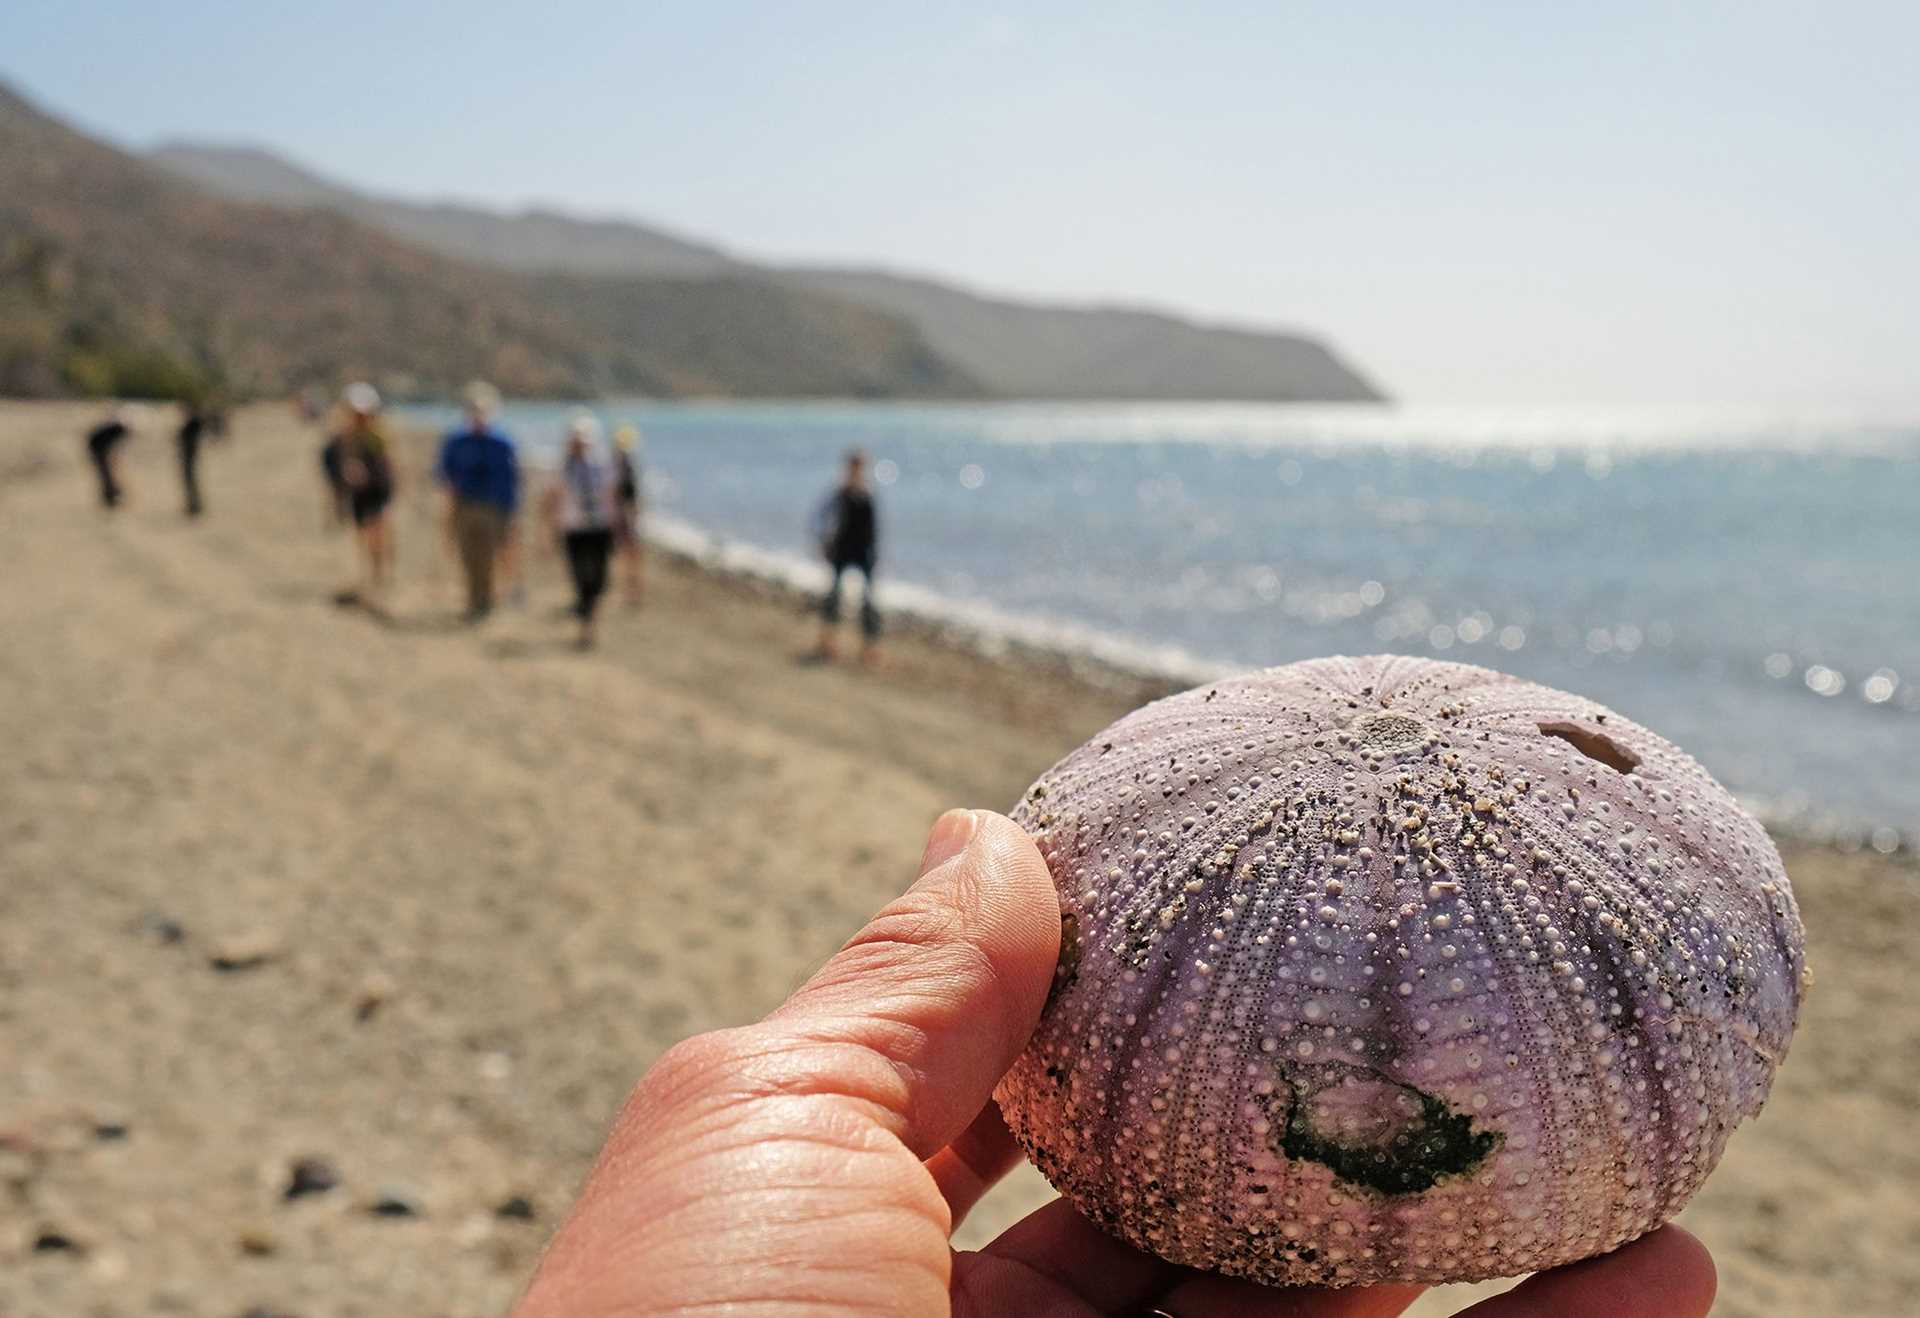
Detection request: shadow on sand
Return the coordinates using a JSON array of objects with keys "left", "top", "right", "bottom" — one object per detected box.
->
[
  {"left": 484, "top": 634, "right": 588, "bottom": 660},
  {"left": 328, "top": 590, "right": 468, "bottom": 634}
]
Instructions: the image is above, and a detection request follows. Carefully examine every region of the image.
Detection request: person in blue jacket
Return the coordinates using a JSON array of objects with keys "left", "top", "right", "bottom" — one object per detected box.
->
[{"left": 435, "top": 381, "right": 520, "bottom": 621}]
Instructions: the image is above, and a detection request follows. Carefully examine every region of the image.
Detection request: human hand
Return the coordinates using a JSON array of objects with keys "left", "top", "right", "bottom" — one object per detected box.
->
[{"left": 514, "top": 810, "right": 1717, "bottom": 1317}]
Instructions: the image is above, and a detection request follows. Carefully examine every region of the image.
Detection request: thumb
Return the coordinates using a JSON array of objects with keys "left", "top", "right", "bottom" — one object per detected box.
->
[
  {"left": 765, "top": 807, "right": 1061, "bottom": 1157},
  {"left": 514, "top": 810, "right": 1059, "bottom": 1317}
]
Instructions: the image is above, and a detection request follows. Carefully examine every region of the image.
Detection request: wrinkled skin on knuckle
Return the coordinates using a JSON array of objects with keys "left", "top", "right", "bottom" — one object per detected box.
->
[{"left": 630, "top": 1025, "right": 767, "bottom": 1115}]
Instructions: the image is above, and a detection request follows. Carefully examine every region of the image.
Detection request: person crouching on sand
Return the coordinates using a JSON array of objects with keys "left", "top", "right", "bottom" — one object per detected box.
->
[
  {"left": 85, "top": 406, "right": 132, "bottom": 509},
  {"left": 322, "top": 383, "right": 397, "bottom": 610},
  {"left": 812, "top": 447, "right": 881, "bottom": 664},
  {"left": 543, "top": 412, "right": 621, "bottom": 649},
  {"left": 435, "top": 381, "right": 520, "bottom": 623},
  {"left": 612, "top": 423, "right": 645, "bottom": 605}
]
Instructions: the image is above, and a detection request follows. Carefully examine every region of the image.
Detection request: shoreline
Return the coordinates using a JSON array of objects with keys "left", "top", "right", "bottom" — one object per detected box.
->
[
  {"left": 431, "top": 397, "right": 1917, "bottom": 856},
  {"left": 1, "top": 399, "right": 1914, "bottom": 1318},
  {"left": 637, "top": 510, "right": 1911, "bottom": 861}
]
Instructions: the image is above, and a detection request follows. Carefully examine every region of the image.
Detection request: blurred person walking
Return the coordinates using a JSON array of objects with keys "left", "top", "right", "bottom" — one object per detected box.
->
[
  {"left": 811, "top": 448, "right": 881, "bottom": 663},
  {"left": 294, "top": 385, "right": 326, "bottom": 425},
  {"left": 318, "top": 383, "right": 382, "bottom": 528},
  {"left": 324, "top": 383, "right": 397, "bottom": 610},
  {"left": 543, "top": 412, "right": 621, "bottom": 649},
  {"left": 612, "top": 423, "right": 645, "bottom": 605},
  {"left": 435, "top": 381, "right": 520, "bottom": 622},
  {"left": 84, "top": 406, "right": 131, "bottom": 509},
  {"left": 175, "top": 400, "right": 207, "bottom": 518}
]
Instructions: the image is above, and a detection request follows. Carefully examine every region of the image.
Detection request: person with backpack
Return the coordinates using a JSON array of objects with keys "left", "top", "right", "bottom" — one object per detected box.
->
[
  {"left": 543, "top": 412, "right": 621, "bottom": 649},
  {"left": 812, "top": 448, "right": 881, "bottom": 664},
  {"left": 324, "top": 382, "right": 397, "bottom": 610}
]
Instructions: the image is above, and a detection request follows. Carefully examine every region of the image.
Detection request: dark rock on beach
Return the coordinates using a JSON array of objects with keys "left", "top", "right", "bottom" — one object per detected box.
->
[{"left": 282, "top": 1158, "right": 338, "bottom": 1201}]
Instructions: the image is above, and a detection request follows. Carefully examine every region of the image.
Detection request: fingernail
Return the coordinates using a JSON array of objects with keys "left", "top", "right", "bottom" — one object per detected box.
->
[{"left": 921, "top": 809, "right": 979, "bottom": 873}]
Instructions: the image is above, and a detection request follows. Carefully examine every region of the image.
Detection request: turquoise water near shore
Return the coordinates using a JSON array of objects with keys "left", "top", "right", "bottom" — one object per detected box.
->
[{"left": 406, "top": 401, "right": 1919, "bottom": 849}]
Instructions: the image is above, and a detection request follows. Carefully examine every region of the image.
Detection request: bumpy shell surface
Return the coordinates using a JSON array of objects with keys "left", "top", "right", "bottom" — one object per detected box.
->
[{"left": 997, "top": 655, "right": 1806, "bottom": 1287}]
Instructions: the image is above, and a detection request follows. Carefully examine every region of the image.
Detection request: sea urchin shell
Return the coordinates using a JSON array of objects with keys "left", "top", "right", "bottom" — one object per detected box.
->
[{"left": 997, "top": 656, "right": 1806, "bottom": 1287}]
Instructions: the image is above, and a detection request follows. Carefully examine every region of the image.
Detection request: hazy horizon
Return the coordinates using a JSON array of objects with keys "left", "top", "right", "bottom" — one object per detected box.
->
[{"left": 6, "top": 1, "right": 1917, "bottom": 411}]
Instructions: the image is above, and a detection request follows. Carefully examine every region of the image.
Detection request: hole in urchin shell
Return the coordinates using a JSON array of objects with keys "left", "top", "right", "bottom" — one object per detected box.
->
[
  {"left": 1350, "top": 712, "right": 1427, "bottom": 753},
  {"left": 1537, "top": 721, "right": 1640, "bottom": 774},
  {"left": 1268, "top": 1062, "right": 1501, "bottom": 1196}
]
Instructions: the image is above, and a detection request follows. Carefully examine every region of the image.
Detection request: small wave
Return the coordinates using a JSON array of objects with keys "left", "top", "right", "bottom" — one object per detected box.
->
[{"left": 407, "top": 400, "right": 1920, "bottom": 458}]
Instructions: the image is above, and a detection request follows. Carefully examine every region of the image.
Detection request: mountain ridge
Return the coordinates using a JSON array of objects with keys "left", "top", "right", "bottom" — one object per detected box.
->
[
  {"left": 0, "top": 84, "right": 977, "bottom": 401},
  {"left": 151, "top": 140, "right": 1386, "bottom": 402},
  {"left": 149, "top": 142, "right": 736, "bottom": 280}
]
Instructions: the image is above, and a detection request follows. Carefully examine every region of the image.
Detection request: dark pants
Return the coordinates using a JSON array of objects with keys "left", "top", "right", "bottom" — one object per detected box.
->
[
  {"left": 564, "top": 528, "right": 615, "bottom": 620},
  {"left": 88, "top": 436, "right": 122, "bottom": 508},
  {"left": 823, "top": 557, "right": 880, "bottom": 639},
  {"left": 452, "top": 500, "right": 509, "bottom": 616},
  {"left": 178, "top": 430, "right": 202, "bottom": 517}
]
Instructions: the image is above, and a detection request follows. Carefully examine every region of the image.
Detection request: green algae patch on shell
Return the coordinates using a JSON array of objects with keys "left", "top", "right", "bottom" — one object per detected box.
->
[{"left": 995, "top": 655, "right": 1807, "bottom": 1287}]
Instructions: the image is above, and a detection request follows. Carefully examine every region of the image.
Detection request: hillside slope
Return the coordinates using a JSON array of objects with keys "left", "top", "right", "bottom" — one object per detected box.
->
[
  {"left": 151, "top": 142, "right": 1386, "bottom": 402},
  {"left": 784, "top": 267, "right": 1384, "bottom": 401},
  {"left": 151, "top": 142, "right": 734, "bottom": 279},
  {"left": 531, "top": 273, "right": 965, "bottom": 398},
  {"left": 0, "top": 86, "right": 975, "bottom": 401}
]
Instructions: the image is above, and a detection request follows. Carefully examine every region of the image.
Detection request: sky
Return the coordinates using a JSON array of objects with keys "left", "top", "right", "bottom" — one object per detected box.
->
[{"left": 5, "top": 1, "right": 1917, "bottom": 409}]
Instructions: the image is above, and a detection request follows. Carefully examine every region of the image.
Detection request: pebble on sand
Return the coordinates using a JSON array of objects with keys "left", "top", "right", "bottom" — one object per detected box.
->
[
  {"left": 135, "top": 912, "right": 186, "bottom": 945},
  {"left": 209, "top": 934, "right": 283, "bottom": 973},
  {"left": 493, "top": 1194, "right": 536, "bottom": 1221},
  {"left": 282, "top": 1157, "right": 338, "bottom": 1201},
  {"left": 236, "top": 1227, "right": 278, "bottom": 1258},
  {"left": 353, "top": 972, "right": 396, "bottom": 1022},
  {"left": 369, "top": 1189, "right": 422, "bottom": 1219}
]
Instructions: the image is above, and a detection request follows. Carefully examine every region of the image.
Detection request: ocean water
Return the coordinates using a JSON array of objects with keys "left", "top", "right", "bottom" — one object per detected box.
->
[{"left": 406, "top": 401, "right": 1918, "bottom": 850}]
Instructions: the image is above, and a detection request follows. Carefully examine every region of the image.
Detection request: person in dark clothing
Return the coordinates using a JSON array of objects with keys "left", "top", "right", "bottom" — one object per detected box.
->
[
  {"left": 176, "top": 403, "right": 206, "bottom": 517},
  {"left": 319, "top": 433, "right": 350, "bottom": 525},
  {"left": 85, "top": 409, "right": 131, "bottom": 509},
  {"left": 813, "top": 448, "right": 880, "bottom": 663},
  {"left": 612, "top": 424, "right": 645, "bottom": 606},
  {"left": 328, "top": 382, "right": 397, "bottom": 609},
  {"left": 543, "top": 413, "right": 620, "bottom": 648},
  {"left": 320, "top": 382, "right": 385, "bottom": 527}
]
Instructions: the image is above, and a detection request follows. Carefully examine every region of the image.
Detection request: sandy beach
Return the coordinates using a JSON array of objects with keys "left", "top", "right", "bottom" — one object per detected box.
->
[{"left": 1, "top": 400, "right": 1914, "bottom": 1318}]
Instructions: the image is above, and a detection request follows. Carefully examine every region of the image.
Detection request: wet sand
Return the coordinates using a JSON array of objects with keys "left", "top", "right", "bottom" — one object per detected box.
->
[{"left": 0, "top": 400, "right": 1913, "bottom": 1317}]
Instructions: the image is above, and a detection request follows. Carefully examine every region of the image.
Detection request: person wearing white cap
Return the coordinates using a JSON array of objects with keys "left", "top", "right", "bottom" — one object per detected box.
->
[
  {"left": 434, "top": 380, "right": 520, "bottom": 621},
  {"left": 320, "top": 382, "right": 396, "bottom": 609},
  {"left": 320, "top": 382, "right": 382, "bottom": 524},
  {"left": 542, "top": 411, "right": 621, "bottom": 648}
]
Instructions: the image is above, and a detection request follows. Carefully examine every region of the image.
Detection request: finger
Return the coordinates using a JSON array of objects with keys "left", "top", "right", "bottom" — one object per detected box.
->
[
  {"left": 765, "top": 808, "right": 1061, "bottom": 1159},
  {"left": 1455, "top": 1224, "right": 1715, "bottom": 1317},
  {"left": 961, "top": 1196, "right": 1190, "bottom": 1314},
  {"left": 966, "top": 1198, "right": 1425, "bottom": 1318},
  {"left": 925, "top": 1101, "right": 1025, "bottom": 1225},
  {"left": 515, "top": 810, "right": 1059, "bottom": 1317}
]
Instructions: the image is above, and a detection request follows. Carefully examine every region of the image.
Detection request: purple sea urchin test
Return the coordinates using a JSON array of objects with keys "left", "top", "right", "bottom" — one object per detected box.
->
[{"left": 997, "top": 656, "right": 1807, "bottom": 1287}]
